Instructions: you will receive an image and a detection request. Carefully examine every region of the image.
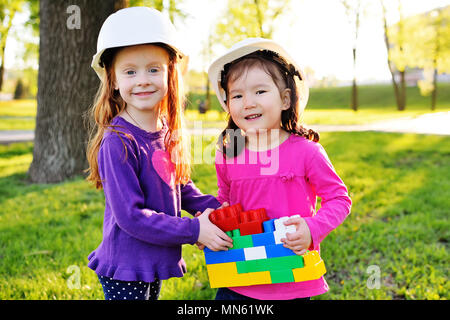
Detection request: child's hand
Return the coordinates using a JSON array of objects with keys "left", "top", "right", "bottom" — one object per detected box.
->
[
  {"left": 217, "top": 202, "right": 230, "bottom": 209},
  {"left": 194, "top": 211, "right": 206, "bottom": 250},
  {"left": 281, "top": 216, "right": 312, "bottom": 256},
  {"left": 197, "top": 208, "right": 233, "bottom": 251},
  {"left": 194, "top": 202, "right": 229, "bottom": 251}
]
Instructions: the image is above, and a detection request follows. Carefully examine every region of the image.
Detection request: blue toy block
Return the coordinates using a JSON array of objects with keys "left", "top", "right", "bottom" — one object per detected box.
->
[
  {"left": 263, "top": 219, "right": 276, "bottom": 233},
  {"left": 252, "top": 232, "right": 275, "bottom": 247},
  {"left": 265, "top": 243, "right": 296, "bottom": 258},
  {"left": 204, "top": 248, "right": 246, "bottom": 264}
]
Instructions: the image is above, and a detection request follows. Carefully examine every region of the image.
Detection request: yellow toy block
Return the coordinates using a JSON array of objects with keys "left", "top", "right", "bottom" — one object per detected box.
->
[
  {"left": 292, "top": 251, "right": 326, "bottom": 282},
  {"left": 206, "top": 262, "right": 271, "bottom": 288}
]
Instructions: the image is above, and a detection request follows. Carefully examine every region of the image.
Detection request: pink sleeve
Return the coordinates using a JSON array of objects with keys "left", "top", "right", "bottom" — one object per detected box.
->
[
  {"left": 215, "top": 150, "right": 230, "bottom": 205},
  {"left": 302, "top": 144, "right": 352, "bottom": 250}
]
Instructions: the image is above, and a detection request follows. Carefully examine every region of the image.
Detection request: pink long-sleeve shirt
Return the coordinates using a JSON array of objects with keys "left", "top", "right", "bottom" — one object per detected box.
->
[{"left": 215, "top": 134, "right": 352, "bottom": 299}]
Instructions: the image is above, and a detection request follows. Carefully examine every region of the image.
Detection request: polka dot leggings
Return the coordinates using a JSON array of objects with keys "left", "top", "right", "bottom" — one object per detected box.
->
[{"left": 98, "top": 275, "right": 162, "bottom": 300}]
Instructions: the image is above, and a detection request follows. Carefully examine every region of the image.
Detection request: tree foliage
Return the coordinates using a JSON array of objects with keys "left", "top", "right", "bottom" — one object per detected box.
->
[
  {"left": 128, "top": 0, "right": 187, "bottom": 24},
  {"left": 0, "top": 0, "right": 24, "bottom": 90},
  {"left": 388, "top": 4, "right": 450, "bottom": 109},
  {"left": 214, "top": 0, "right": 291, "bottom": 48}
]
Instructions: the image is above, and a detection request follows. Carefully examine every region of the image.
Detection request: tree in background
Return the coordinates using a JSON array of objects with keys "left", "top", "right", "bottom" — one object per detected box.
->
[
  {"left": 381, "top": 0, "right": 407, "bottom": 111},
  {"left": 128, "top": 0, "right": 187, "bottom": 24},
  {"left": 200, "top": 29, "right": 213, "bottom": 111},
  {"left": 384, "top": 3, "right": 450, "bottom": 111},
  {"left": 341, "top": 0, "right": 364, "bottom": 112},
  {"left": 214, "top": 0, "right": 290, "bottom": 47},
  {"left": 28, "top": 0, "right": 125, "bottom": 183},
  {"left": 408, "top": 6, "right": 450, "bottom": 110},
  {"left": 0, "top": 0, "right": 24, "bottom": 91},
  {"left": 13, "top": 78, "right": 24, "bottom": 99}
]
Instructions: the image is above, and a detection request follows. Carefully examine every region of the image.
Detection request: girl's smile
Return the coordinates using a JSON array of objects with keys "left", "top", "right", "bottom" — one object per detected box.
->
[
  {"left": 244, "top": 113, "right": 262, "bottom": 121},
  {"left": 132, "top": 91, "right": 156, "bottom": 97}
]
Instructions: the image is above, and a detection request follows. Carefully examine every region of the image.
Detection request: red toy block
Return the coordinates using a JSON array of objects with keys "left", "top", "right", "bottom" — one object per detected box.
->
[
  {"left": 209, "top": 204, "right": 243, "bottom": 232},
  {"left": 238, "top": 209, "right": 269, "bottom": 236}
]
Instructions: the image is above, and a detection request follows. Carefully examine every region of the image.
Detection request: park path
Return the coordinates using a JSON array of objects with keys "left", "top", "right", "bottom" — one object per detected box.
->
[{"left": 0, "top": 111, "right": 449, "bottom": 144}]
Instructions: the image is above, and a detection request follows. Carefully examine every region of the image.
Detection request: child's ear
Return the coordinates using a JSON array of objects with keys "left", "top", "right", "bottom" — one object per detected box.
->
[{"left": 281, "top": 88, "right": 291, "bottom": 110}]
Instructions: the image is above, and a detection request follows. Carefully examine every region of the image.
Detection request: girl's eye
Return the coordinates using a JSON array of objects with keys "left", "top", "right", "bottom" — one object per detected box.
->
[
  {"left": 149, "top": 68, "right": 159, "bottom": 73},
  {"left": 126, "top": 70, "right": 136, "bottom": 75},
  {"left": 256, "top": 90, "right": 266, "bottom": 95},
  {"left": 231, "top": 94, "right": 242, "bottom": 99}
]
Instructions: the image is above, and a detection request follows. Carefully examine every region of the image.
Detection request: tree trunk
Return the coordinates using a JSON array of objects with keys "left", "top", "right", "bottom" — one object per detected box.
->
[
  {"left": 351, "top": 48, "right": 358, "bottom": 111},
  {"left": 351, "top": 78, "right": 358, "bottom": 112},
  {"left": 205, "top": 75, "right": 211, "bottom": 111},
  {"left": 431, "top": 68, "right": 437, "bottom": 111},
  {"left": 0, "top": 63, "right": 3, "bottom": 92},
  {"left": 381, "top": 1, "right": 402, "bottom": 112},
  {"left": 28, "top": 0, "right": 122, "bottom": 183},
  {"left": 0, "top": 7, "right": 17, "bottom": 92},
  {"left": 399, "top": 70, "right": 406, "bottom": 111}
]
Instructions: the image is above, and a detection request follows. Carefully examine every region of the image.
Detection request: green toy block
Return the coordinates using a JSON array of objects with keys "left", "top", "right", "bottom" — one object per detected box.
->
[
  {"left": 231, "top": 234, "right": 253, "bottom": 250},
  {"left": 270, "top": 269, "right": 294, "bottom": 283},
  {"left": 236, "top": 255, "right": 304, "bottom": 274}
]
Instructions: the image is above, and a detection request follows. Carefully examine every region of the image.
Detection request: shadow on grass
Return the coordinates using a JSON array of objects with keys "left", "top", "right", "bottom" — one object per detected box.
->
[
  {"left": 1, "top": 135, "right": 449, "bottom": 299},
  {"left": 317, "top": 132, "right": 450, "bottom": 299}
]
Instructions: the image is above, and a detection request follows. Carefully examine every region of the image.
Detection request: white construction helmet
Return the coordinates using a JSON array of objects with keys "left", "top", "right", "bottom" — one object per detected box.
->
[
  {"left": 91, "top": 7, "right": 188, "bottom": 80},
  {"left": 208, "top": 38, "right": 309, "bottom": 113}
]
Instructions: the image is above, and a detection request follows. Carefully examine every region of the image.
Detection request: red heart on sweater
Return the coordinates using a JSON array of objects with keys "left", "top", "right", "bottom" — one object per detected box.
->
[{"left": 151, "top": 149, "right": 175, "bottom": 189}]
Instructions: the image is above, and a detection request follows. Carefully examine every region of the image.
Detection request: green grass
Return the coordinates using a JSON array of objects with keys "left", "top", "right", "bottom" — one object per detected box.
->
[
  {"left": 0, "top": 132, "right": 448, "bottom": 300},
  {"left": 2, "top": 84, "right": 450, "bottom": 130},
  {"left": 0, "top": 100, "right": 36, "bottom": 130}
]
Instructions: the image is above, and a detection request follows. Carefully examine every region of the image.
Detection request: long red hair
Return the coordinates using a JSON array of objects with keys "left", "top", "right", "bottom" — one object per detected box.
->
[{"left": 85, "top": 43, "right": 191, "bottom": 189}]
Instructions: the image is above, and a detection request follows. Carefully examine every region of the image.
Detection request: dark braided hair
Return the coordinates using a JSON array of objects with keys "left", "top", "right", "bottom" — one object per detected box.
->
[{"left": 217, "top": 50, "right": 319, "bottom": 158}]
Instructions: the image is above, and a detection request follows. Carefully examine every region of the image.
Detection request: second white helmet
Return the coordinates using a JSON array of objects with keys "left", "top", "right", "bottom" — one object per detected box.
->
[{"left": 208, "top": 38, "right": 309, "bottom": 113}]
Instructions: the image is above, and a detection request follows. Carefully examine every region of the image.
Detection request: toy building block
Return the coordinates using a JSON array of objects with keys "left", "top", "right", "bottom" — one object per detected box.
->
[
  {"left": 265, "top": 243, "right": 296, "bottom": 258},
  {"left": 244, "top": 246, "right": 267, "bottom": 260},
  {"left": 251, "top": 232, "right": 275, "bottom": 247},
  {"left": 263, "top": 219, "right": 276, "bottom": 232},
  {"left": 204, "top": 204, "right": 326, "bottom": 288},
  {"left": 270, "top": 269, "right": 295, "bottom": 283},
  {"left": 209, "top": 203, "right": 243, "bottom": 232},
  {"left": 292, "top": 251, "right": 326, "bottom": 282},
  {"left": 238, "top": 209, "right": 269, "bottom": 236},
  {"left": 206, "top": 262, "right": 271, "bottom": 288},
  {"left": 273, "top": 216, "right": 297, "bottom": 244},
  {"left": 204, "top": 247, "right": 245, "bottom": 264},
  {"left": 230, "top": 229, "right": 254, "bottom": 250},
  {"left": 236, "top": 255, "right": 304, "bottom": 274}
]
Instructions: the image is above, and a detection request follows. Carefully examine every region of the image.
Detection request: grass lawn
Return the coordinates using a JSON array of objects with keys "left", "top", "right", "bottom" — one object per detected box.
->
[
  {"left": 186, "top": 83, "right": 450, "bottom": 126},
  {"left": 1, "top": 84, "right": 450, "bottom": 130},
  {"left": 0, "top": 131, "right": 448, "bottom": 300}
]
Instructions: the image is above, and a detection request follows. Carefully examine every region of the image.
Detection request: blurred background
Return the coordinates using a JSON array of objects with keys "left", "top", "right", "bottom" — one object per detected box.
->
[{"left": 0, "top": 0, "right": 448, "bottom": 300}]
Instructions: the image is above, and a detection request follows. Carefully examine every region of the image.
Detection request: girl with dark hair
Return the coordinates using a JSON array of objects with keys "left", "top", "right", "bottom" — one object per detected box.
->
[{"left": 207, "top": 38, "right": 352, "bottom": 300}]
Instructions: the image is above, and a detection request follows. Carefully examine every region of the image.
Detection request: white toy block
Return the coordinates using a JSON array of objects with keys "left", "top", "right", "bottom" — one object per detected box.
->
[
  {"left": 273, "top": 215, "right": 298, "bottom": 244},
  {"left": 274, "top": 216, "right": 289, "bottom": 230},
  {"left": 244, "top": 246, "right": 267, "bottom": 260},
  {"left": 274, "top": 230, "right": 285, "bottom": 244}
]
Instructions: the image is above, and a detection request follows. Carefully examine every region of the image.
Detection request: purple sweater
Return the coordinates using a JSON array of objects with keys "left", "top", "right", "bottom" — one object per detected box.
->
[{"left": 88, "top": 116, "right": 220, "bottom": 282}]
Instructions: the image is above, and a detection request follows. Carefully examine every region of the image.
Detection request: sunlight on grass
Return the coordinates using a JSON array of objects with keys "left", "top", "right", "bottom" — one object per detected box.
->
[
  {"left": 0, "top": 131, "right": 448, "bottom": 300},
  {"left": 0, "top": 100, "right": 37, "bottom": 117}
]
